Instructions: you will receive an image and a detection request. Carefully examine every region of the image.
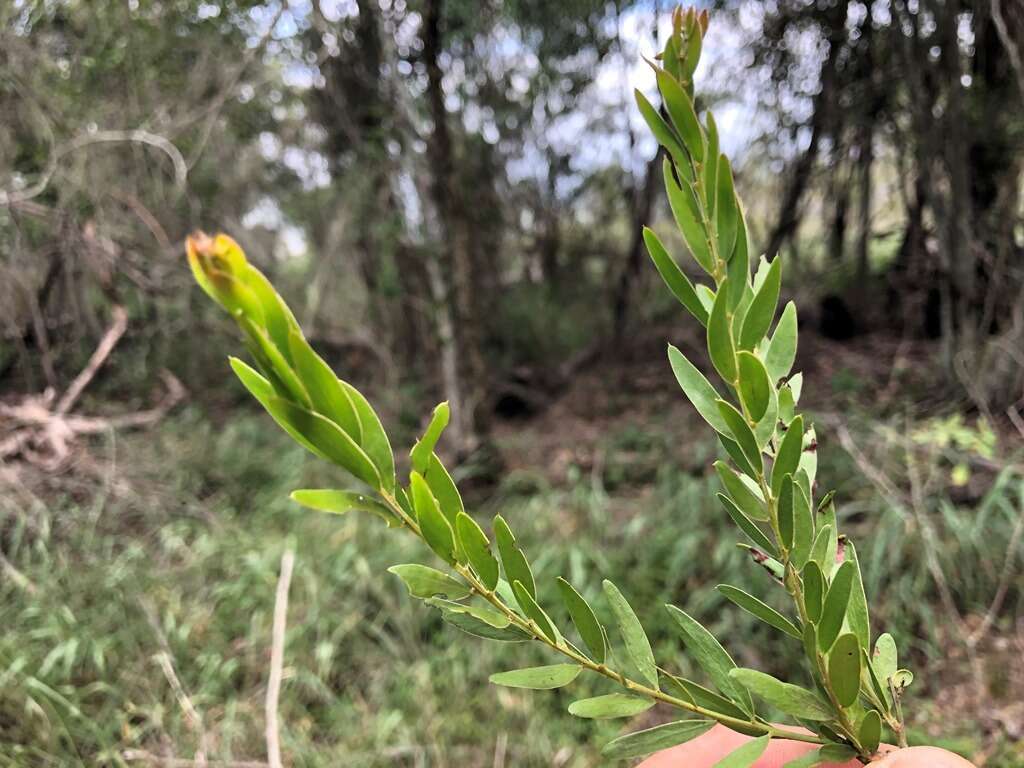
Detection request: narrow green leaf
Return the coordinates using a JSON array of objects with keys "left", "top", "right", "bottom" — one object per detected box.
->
[
  {"left": 602, "top": 720, "right": 714, "bottom": 760},
  {"left": 290, "top": 488, "right": 398, "bottom": 527},
  {"left": 739, "top": 256, "right": 781, "bottom": 350},
  {"left": 859, "top": 710, "right": 882, "bottom": 755},
  {"left": 636, "top": 89, "right": 689, "bottom": 169},
  {"left": 873, "top": 634, "right": 898, "bottom": 688},
  {"left": 387, "top": 564, "right": 470, "bottom": 600},
  {"left": 489, "top": 664, "right": 581, "bottom": 690},
  {"left": 645, "top": 227, "right": 709, "bottom": 325},
  {"left": 665, "top": 605, "right": 753, "bottom": 714},
  {"left": 427, "top": 597, "right": 509, "bottom": 628},
  {"left": 512, "top": 580, "right": 558, "bottom": 643},
  {"left": 737, "top": 352, "right": 771, "bottom": 422},
  {"left": 802, "top": 561, "right": 825, "bottom": 624},
  {"left": 410, "top": 472, "right": 456, "bottom": 564},
  {"left": 863, "top": 648, "right": 891, "bottom": 713},
  {"left": 726, "top": 211, "right": 750, "bottom": 308},
  {"left": 845, "top": 543, "right": 871, "bottom": 653},
  {"left": 238, "top": 317, "right": 310, "bottom": 407},
  {"left": 557, "top": 577, "right": 606, "bottom": 663},
  {"left": 765, "top": 301, "right": 798, "bottom": 383},
  {"left": 720, "top": 434, "right": 758, "bottom": 479},
  {"left": 713, "top": 734, "right": 770, "bottom": 768},
  {"left": 778, "top": 474, "right": 795, "bottom": 550},
  {"left": 441, "top": 611, "right": 528, "bottom": 642},
  {"left": 456, "top": 512, "right": 499, "bottom": 590},
  {"left": 708, "top": 283, "right": 737, "bottom": 383},
  {"left": 810, "top": 523, "right": 836, "bottom": 577},
  {"left": 715, "top": 461, "right": 768, "bottom": 521},
  {"left": 411, "top": 402, "right": 449, "bottom": 474},
  {"left": 493, "top": 515, "right": 535, "bottom": 600},
  {"left": 717, "top": 585, "right": 801, "bottom": 639},
  {"left": 728, "top": 669, "right": 832, "bottom": 720},
  {"left": 425, "top": 453, "right": 464, "bottom": 525},
  {"left": 772, "top": 415, "right": 804, "bottom": 495},
  {"left": 287, "top": 330, "right": 362, "bottom": 442},
  {"left": 717, "top": 494, "right": 776, "bottom": 556},
  {"left": 603, "top": 580, "right": 658, "bottom": 689},
  {"left": 662, "top": 674, "right": 751, "bottom": 721},
  {"left": 656, "top": 68, "right": 704, "bottom": 161},
  {"left": 715, "top": 155, "right": 739, "bottom": 261},
  {"left": 338, "top": 379, "right": 396, "bottom": 492},
  {"left": 568, "top": 694, "right": 654, "bottom": 719},
  {"left": 664, "top": 159, "right": 714, "bottom": 274},
  {"left": 716, "top": 400, "right": 762, "bottom": 476},
  {"left": 270, "top": 396, "right": 382, "bottom": 489},
  {"left": 668, "top": 345, "right": 729, "bottom": 434},
  {"left": 819, "top": 561, "right": 855, "bottom": 651},
  {"left": 791, "top": 482, "right": 814, "bottom": 569},
  {"left": 828, "top": 633, "right": 862, "bottom": 708},
  {"left": 704, "top": 112, "right": 719, "bottom": 218},
  {"left": 782, "top": 745, "right": 856, "bottom": 768}
]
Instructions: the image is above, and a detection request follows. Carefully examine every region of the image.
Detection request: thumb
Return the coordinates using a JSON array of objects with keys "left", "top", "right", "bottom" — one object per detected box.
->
[{"left": 868, "top": 746, "right": 976, "bottom": 767}]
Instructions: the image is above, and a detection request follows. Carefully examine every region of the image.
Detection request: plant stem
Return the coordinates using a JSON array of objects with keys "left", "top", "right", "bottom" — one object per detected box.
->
[{"left": 377, "top": 490, "right": 825, "bottom": 747}]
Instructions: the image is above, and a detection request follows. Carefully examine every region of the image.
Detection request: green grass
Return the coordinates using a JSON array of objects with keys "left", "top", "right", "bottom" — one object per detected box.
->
[{"left": 2, "top": 406, "right": 1021, "bottom": 766}]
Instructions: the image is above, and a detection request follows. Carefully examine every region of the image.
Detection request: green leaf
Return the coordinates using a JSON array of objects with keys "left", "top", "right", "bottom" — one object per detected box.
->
[
  {"left": 387, "top": 564, "right": 470, "bottom": 600},
  {"left": 810, "top": 523, "right": 837, "bottom": 577},
  {"left": 665, "top": 605, "right": 753, "bottom": 714},
  {"left": 441, "top": 610, "right": 528, "bottom": 642},
  {"left": 664, "top": 158, "right": 715, "bottom": 274},
  {"left": 493, "top": 515, "right": 536, "bottom": 599},
  {"left": 290, "top": 488, "right": 398, "bottom": 527},
  {"left": 715, "top": 461, "right": 768, "bottom": 521},
  {"left": 713, "top": 735, "right": 770, "bottom": 768},
  {"left": 668, "top": 345, "right": 729, "bottom": 434},
  {"left": 772, "top": 416, "right": 804, "bottom": 495},
  {"left": 287, "top": 330, "right": 362, "bottom": 442},
  {"left": 720, "top": 435, "right": 758, "bottom": 479},
  {"left": 715, "top": 155, "right": 739, "bottom": 261},
  {"left": 238, "top": 317, "right": 310, "bottom": 407},
  {"left": 427, "top": 597, "right": 509, "bottom": 628},
  {"left": 338, "top": 379, "right": 396, "bottom": 492},
  {"left": 726, "top": 212, "right": 750, "bottom": 309},
  {"left": 267, "top": 394, "right": 382, "bottom": 489},
  {"left": 863, "top": 648, "right": 890, "bottom": 712},
  {"left": 782, "top": 745, "right": 856, "bottom": 768},
  {"left": 568, "top": 694, "right": 654, "bottom": 719},
  {"left": 512, "top": 580, "right": 558, "bottom": 643},
  {"left": 456, "top": 512, "right": 499, "bottom": 590},
  {"left": 766, "top": 301, "right": 798, "bottom": 383},
  {"left": 557, "top": 577, "right": 606, "bottom": 663},
  {"left": 704, "top": 112, "right": 719, "bottom": 218},
  {"left": 790, "top": 482, "right": 814, "bottom": 569},
  {"left": 411, "top": 402, "right": 449, "bottom": 474},
  {"left": 489, "top": 664, "right": 581, "bottom": 690},
  {"left": 425, "top": 453, "right": 464, "bottom": 525},
  {"left": 645, "top": 227, "right": 709, "bottom": 326},
  {"left": 656, "top": 68, "right": 704, "bottom": 161},
  {"left": 819, "top": 561, "right": 855, "bottom": 651},
  {"left": 708, "top": 283, "right": 737, "bottom": 383},
  {"left": 802, "top": 561, "right": 825, "bottom": 624},
  {"left": 602, "top": 720, "right": 714, "bottom": 760},
  {"left": 828, "top": 633, "right": 862, "bottom": 708},
  {"left": 728, "top": 669, "right": 833, "bottom": 720},
  {"left": 636, "top": 90, "right": 689, "bottom": 169},
  {"left": 603, "top": 580, "right": 658, "bottom": 689},
  {"left": 739, "top": 256, "right": 781, "bottom": 351},
  {"left": 859, "top": 709, "right": 882, "bottom": 755},
  {"left": 716, "top": 585, "right": 801, "bottom": 639},
  {"left": 716, "top": 400, "right": 762, "bottom": 476},
  {"left": 662, "top": 674, "right": 752, "bottom": 721},
  {"left": 845, "top": 543, "right": 871, "bottom": 653},
  {"left": 737, "top": 352, "right": 771, "bottom": 422},
  {"left": 410, "top": 471, "right": 456, "bottom": 565},
  {"left": 873, "top": 634, "right": 898, "bottom": 688},
  {"left": 778, "top": 474, "right": 795, "bottom": 550},
  {"left": 717, "top": 494, "right": 776, "bottom": 556}
]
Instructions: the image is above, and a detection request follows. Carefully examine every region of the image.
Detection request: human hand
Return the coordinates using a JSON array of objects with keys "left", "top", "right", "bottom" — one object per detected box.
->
[{"left": 636, "top": 724, "right": 976, "bottom": 767}]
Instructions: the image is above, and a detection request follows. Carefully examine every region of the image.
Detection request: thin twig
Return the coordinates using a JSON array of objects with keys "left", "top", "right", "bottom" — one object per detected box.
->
[
  {"left": 56, "top": 305, "right": 128, "bottom": 414},
  {"left": 266, "top": 549, "right": 295, "bottom": 768}
]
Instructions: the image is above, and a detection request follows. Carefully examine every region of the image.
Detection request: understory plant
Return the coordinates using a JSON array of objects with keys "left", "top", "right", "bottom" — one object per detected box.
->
[{"left": 187, "top": 9, "right": 912, "bottom": 765}]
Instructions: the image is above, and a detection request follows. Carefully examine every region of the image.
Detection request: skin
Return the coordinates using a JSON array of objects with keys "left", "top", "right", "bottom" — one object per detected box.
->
[{"left": 637, "top": 725, "right": 977, "bottom": 768}]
